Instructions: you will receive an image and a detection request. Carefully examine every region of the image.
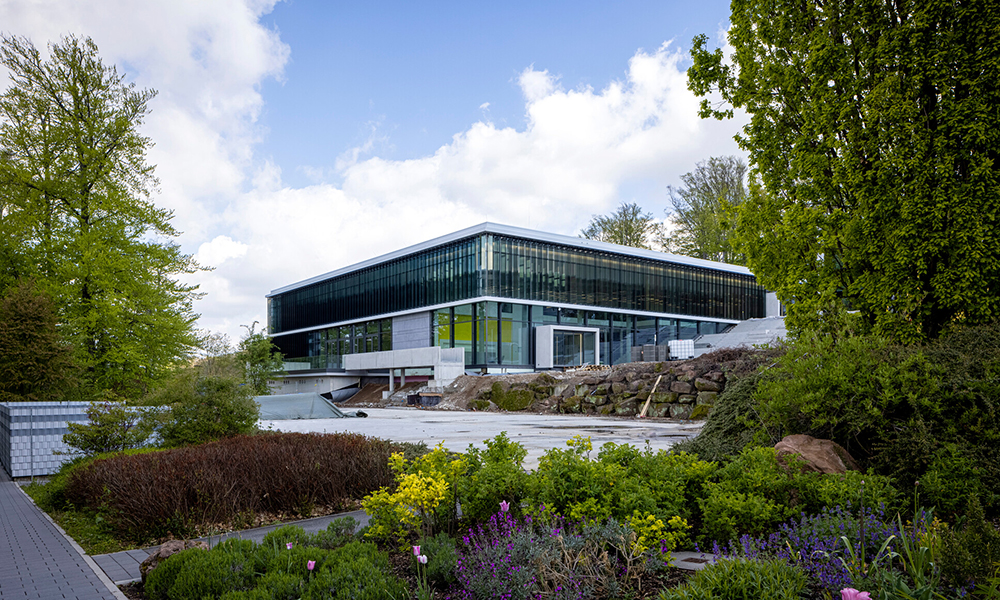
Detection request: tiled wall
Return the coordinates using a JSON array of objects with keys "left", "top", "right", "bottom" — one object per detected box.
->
[{"left": 0, "top": 402, "right": 91, "bottom": 478}]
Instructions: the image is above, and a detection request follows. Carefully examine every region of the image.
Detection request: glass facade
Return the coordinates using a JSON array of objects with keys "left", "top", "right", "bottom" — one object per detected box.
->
[
  {"left": 269, "top": 229, "right": 765, "bottom": 370},
  {"left": 269, "top": 232, "right": 764, "bottom": 334}
]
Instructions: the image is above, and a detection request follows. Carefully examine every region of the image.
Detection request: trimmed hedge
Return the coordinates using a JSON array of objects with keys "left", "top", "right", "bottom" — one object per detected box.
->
[{"left": 63, "top": 432, "right": 394, "bottom": 539}]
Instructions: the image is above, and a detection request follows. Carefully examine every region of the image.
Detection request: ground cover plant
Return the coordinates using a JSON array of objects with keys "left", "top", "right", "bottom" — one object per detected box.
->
[{"left": 59, "top": 432, "right": 396, "bottom": 542}]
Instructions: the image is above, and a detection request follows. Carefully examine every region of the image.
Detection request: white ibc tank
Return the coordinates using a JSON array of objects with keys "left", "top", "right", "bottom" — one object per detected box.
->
[{"left": 668, "top": 339, "right": 695, "bottom": 360}]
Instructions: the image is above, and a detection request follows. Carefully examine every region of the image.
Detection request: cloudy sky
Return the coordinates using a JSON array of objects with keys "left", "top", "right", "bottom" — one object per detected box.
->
[{"left": 0, "top": 0, "right": 747, "bottom": 346}]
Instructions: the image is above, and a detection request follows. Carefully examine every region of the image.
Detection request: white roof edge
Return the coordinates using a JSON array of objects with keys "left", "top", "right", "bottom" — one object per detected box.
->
[{"left": 268, "top": 222, "right": 753, "bottom": 297}]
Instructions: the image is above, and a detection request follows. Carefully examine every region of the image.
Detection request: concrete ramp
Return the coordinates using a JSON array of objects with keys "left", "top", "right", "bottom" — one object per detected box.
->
[
  {"left": 695, "top": 316, "right": 786, "bottom": 356},
  {"left": 254, "top": 392, "right": 362, "bottom": 420}
]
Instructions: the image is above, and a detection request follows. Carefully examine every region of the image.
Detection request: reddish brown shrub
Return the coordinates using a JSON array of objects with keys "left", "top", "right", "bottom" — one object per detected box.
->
[{"left": 64, "top": 432, "right": 395, "bottom": 540}]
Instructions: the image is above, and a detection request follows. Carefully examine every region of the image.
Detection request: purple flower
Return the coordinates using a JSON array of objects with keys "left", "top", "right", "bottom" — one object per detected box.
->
[
  {"left": 841, "top": 588, "right": 871, "bottom": 600},
  {"left": 307, "top": 560, "right": 316, "bottom": 571},
  {"left": 418, "top": 554, "right": 428, "bottom": 564},
  {"left": 286, "top": 542, "right": 293, "bottom": 550},
  {"left": 500, "top": 500, "right": 510, "bottom": 513},
  {"left": 413, "top": 545, "right": 421, "bottom": 556}
]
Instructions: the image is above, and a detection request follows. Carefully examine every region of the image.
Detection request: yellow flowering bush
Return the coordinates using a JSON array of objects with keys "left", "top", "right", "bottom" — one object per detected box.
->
[
  {"left": 627, "top": 510, "right": 691, "bottom": 562},
  {"left": 362, "top": 443, "right": 466, "bottom": 548}
]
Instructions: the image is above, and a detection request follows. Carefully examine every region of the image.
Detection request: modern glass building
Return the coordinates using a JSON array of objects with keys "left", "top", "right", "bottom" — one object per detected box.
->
[{"left": 267, "top": 223, "right": 767, "bottom": 381}]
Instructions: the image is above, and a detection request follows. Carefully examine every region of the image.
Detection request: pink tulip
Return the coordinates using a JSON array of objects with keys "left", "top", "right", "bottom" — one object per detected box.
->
[
  {"left": 418, "top": 554, "right": 428, "bottom": 564},
  {"left": 286, "top": 542, "right": 293, "bottom": 550},
  {"left": 841, "top": 588, "right": 872, "bottom": 600},
  {"left": 500, "top": 500, "right": 510, "bottom": 513},
  {"left": 412, "top": 545, "right": 421, "bottom": 556},
  {"left": 307, "top": 560, "right": 316, "bottom": 571}
]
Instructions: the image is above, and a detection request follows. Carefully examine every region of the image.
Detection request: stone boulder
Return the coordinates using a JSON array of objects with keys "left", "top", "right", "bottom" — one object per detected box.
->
[
  {"left": 140, "top": 540, "right": 209, "bottom": 583},
  {"left": 775, "top": 434, "right": 859, "bottom": 475}
]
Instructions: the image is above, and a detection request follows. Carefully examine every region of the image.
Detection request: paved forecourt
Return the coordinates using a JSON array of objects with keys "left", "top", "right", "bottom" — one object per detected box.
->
[
  {"left": 262, "top": 407, "right": 702, "bottom": 469},
  {"left": 0, "top": 467, "right": 125, "bottom": 600}
]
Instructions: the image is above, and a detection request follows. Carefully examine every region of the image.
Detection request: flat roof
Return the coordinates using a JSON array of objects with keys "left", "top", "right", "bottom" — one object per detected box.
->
[{"left": 269, "top": 222, "right": 754, "bottom": 297}]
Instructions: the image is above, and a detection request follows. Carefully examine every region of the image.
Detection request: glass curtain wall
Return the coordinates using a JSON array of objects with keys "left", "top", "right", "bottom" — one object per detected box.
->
[{"left": 269, "top": 232, "right": 764, "bottom": 336}]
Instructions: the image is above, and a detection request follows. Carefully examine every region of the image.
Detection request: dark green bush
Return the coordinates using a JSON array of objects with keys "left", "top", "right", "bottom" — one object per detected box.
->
[
  {"left": 149, "top": 372, "right": 259, "bottom": 447},
  {"left": 164, "top": 542, "right": 258, "bottom": 599},
  {"left": 419, "top": 532, "right": 458, "bottom": 586},
  {"left": 461, "top": 431, "right": 529, "bottom": 522},
  {"left": 697, "top": 446, "right": 897, "bottom": 544},
  {"left": 939, "top": 496, "right": 1000, "bottom": 588},
  {"left": 144, "top": 548, "right": 204, "bottom": 600},
  {"left": 672, "top": 373, "right": 772, "bottom": 462},
  {"left": 302, "top": 541, "right": 408, "bottom": 600},
  {"left": 657, "top": 558, "right": 808, "bottom": 600},
  {"left": 309, "top": 516, "right": 358, "bottom": 549}
]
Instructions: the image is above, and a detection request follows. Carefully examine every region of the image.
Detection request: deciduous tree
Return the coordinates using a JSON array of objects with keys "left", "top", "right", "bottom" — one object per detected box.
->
[
  {"left": 689, "top": 0, "right": 1000, "bottom": 340},
  {"left": 665, "top": 156, "right": 746, "bottom": 264},
  {"left": 0, "top": 279, "right": 78, "bottom": 402},
  {"left": 0, "top": 34, "right": 202, "bottom": 392},
  {"left": 238, "top": 322, "right": 285, "bottom": 396},
  {"left": 580, "top": 202, "right": 664, "bottom": 250}
]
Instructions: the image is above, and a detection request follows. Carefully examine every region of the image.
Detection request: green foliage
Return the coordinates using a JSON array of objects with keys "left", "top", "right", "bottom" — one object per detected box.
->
[
  {"left": 0, "top": 279, "right": 79, "bottom": 402},
  {"left": 309, "top": 516, "right": 358, "bottom": 550},
  {"left": 145, "top": 548, "right": 203, "bottom": 600},
  {"left": 0, "top": 35, "right": 202, "bottom": 396},
  {"left": 461, "top": 432, "right": 529, "bottom": 523},
  {"left": 362, "top": 443, "right": 466, "bottom": 546},
  {"left": 658, "top": 558, "right": 808, "bottom": 600},
  {"left": 664, "top": 156, "right": 747, "bottom": 264},
  {"left": 527, "top": 436, "right": 712, "bottom": 531},
  {"left": 580, "top": 201, "right": 664, "bottom": 250},
  {"left": 752, "top": 333, "right": 906, "bottom": 454},
  {"left": 150, "top": 371, "right": 259, "bottom": 447},
  {"left": 673, "top": 372, "right": 769, "bottom": 461},
  {"left": 697, "top": 446, "right": 897, "bottom": 544},
  {"left": 302, "top": 541, "right": 409, "bottom": 600},
  {"left": 237, "top": 322, "right": 285, "bottom": 396},
  {"left": 419, "top": 532, "right": 458, "bottom": 587},
  {"left": 939, "top": 496, "right": 1000, "bottom": 588},
  {"left": 689, "top": 1, "right": 1000, "bottom": 341},
  {"left": 63, "top": 396, "right": 156, "bottom": 455}
]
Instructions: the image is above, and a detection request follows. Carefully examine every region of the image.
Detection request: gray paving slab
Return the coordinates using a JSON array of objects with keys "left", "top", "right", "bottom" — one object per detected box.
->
[{"left": 0, "top": 478, "right": 125, "bottom": 600}]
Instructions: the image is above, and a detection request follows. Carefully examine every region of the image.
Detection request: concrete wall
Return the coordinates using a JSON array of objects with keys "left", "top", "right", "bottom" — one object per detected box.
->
[
  {"left": 392, "top": 311, "right": 431, "bottom": 350},
  {"left": 0, "top": 402, "right": 91, "bottom": 478}
]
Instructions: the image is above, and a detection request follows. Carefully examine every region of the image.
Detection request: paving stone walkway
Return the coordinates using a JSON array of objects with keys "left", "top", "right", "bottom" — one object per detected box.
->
[
  {"left": 0, "top": 467, "right": 124, "bottom": 600},
  {"left": 92, "top": 510, "right": 370, "bottom": 585}
]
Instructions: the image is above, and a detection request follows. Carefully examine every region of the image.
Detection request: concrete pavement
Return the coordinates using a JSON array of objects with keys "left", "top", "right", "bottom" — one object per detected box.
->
[{"left": 262, "top": 407, "right": 702, "bottom": 469}]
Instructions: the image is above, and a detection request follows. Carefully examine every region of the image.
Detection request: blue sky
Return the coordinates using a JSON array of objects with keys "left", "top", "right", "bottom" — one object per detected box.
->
[
  {"left": 1, "top": 0, "right": 745, "bottom": 345},
  {"left": 258, "top": 0, "right": 733, "bottom": 186}
]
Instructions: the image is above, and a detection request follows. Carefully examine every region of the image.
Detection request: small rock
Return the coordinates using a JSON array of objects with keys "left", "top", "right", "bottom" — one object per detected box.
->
[
  {"left": 696, "top": 391, "right": 718, "bottom": 405},
  {"left": 694, "top": 378, "right": 722, "bottom": 392},
  {"left": 678, "top": 394, "right": 697, "bottom": 404},
  {"left": 670, "top": 404, "right": 693, "bottom": 419},
  {"left": 140, "top": 540, "right": 209, "bottom": 584},
  {"left": 611, "top": 382, "right": 627, "bottom": 394},
  {"left": 670, "top": 381, "right": 694, "bottom": 394},
  {"left": 775, "top": 434, "right": 860, "bottom": 475}
]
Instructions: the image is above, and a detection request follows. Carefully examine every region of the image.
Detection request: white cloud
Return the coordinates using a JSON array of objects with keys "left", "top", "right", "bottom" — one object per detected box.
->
[
  {"left": 195, "top": 235, "right": 249, "bottom": 266},
  {"left": 1, "top": 4, "right": 747, "bottom": 345}
]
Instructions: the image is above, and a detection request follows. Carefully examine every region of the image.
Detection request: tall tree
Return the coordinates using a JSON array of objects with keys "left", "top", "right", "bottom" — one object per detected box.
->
[
  {"left": 0, "top": 34, "right": 202, "bottom": 394},
  {"left": 665, "top": 156, "right": 747, "bottom": 264},
  {"left": 580, "top": 202, "right": 664, "bottom": 250},
  {"left": 0, "top": 279, "right": 78, "bottom": 402},
  {"left": 688, "top": 0, "right": 1000, "bottom": 341}
]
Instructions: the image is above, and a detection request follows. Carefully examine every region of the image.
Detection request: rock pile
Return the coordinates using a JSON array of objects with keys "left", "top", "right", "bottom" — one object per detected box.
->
[{"left": 472, "top": 360, "right": 728, "bottom": 420}]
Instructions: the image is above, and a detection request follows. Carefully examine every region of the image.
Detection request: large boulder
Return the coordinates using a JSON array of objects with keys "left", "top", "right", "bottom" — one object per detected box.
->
[
  {"left": 140, "top": 540, "right": 209, "bottom": 583},
  {"left": 775, "top": 434, "right": 859, "bottom": 475}
]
